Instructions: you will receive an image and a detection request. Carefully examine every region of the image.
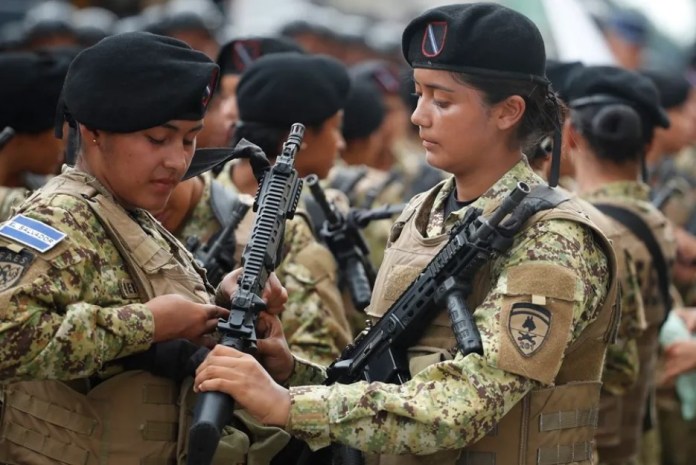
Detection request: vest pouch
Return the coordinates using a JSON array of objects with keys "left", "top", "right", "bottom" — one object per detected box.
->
[{"left": 0, "top": 380, "right": 101, "bottom": 465}]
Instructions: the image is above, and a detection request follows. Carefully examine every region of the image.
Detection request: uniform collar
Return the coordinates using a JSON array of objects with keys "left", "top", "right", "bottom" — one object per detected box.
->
[{"left": 582, "top": 180, "right": 651, "bottom": 203}]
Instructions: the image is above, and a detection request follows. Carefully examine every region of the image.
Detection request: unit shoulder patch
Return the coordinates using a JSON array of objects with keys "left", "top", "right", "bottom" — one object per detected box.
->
[
  {"left": 0, "top": 214, "right": 67, "bottom": 253},
  {"left": 0, "top": 247, "right": 34, "bottom": 292},
  {"left": 508, "top": 302, "right": 551, "bottom": 357}
]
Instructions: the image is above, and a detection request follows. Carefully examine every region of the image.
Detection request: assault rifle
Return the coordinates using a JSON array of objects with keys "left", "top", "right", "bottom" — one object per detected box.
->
[
  {"left": 326, "top": 182, "right": 531, "bottom": 385},
  {"left": 186, "top": 197, "right": 251, "bottom": 287},
  {"left": 187, "top": 123, "right": 305, "bottom": 465},
  {"left": 306, "top": 174, "right": 378, "bottom": 311}
]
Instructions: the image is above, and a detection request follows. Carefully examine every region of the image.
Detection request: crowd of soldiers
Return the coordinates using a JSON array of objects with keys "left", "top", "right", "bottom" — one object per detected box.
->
[{"left": 1, "top": 1, "right": 696, "bottom": 465}]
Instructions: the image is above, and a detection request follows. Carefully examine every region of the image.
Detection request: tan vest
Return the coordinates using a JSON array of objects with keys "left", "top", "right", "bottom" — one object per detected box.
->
[
  {"left": 593, "top": 199, "right": 675, "bottom": 463},
  {"left": 366, "top": 188, "right": 619, "bottom": 465},
  {"left": 0, "top": 173, "right": 210, "bottom": 465}
]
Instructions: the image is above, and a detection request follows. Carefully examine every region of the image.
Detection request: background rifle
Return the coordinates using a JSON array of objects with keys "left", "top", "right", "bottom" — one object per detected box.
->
[
  {"left": 306, "top": 174, "right": 376, "bottom": 311},
  {"left": 187, "top": 123, "right": 305, "bottom": 465},
  {"left": 186, "top": 198, "right": 251, "bottom": 287}
]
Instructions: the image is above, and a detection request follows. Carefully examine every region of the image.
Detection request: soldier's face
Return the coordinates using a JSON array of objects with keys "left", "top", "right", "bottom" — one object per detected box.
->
[
  {"left": 410, "top": 68, "right": 498, "bottom": 176},
  {"left": 296, "top": 111, "right": 345, "bottom": 179},
  {"left": 84, "top": 119, "right": 203, "bottom": 212}
]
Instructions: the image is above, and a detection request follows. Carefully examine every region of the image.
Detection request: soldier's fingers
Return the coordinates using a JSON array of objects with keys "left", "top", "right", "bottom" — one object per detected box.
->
[{"left": 205, "top": 305, "right": 229, "bottom": 320}]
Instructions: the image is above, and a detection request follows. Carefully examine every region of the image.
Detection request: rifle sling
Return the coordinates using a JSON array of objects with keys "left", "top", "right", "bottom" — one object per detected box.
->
[{"left": 594, "top": 203, "right": 672, "bottom": 320}]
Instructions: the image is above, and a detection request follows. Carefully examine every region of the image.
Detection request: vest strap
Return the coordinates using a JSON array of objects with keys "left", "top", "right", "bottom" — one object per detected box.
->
[
  {"left": 141, "top": 457, "right": 176, "bottom": 465},
  {"left": 4, "top": 422, "right": 89, "bottom": 465},
  {"left": 537, "top": 441, "right": 592, "bottom": 465},
  {"left": 539, "top": 408, "right": 598, "bottom": 432},
  {"left": 9, "top": 390, "right": 97, "bottom": 435}
]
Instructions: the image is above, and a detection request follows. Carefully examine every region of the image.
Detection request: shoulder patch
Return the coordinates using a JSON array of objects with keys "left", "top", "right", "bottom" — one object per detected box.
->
[
  {"left": 0, "top": 214, "right": 66, "bottom": 253},
  {"left": 508, "top": 302, "right": 551, "bottom": 357},
  {"left": 0, "top": 247, "right": 34, "bottom": 292}
]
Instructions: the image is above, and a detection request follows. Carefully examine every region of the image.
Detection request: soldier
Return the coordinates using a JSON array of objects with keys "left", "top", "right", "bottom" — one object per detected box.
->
[
  {"left": 0, "top": 50, "right": 72, "bottom": 220},
  {"left": 562, "top": 65, "right": 677, "bottom": 465},
  {"left": 192, "top": 4, "right": 619, "bottom": 464},
  {"left": 0, "top": 32, "right": 263, "bottom": 464}
]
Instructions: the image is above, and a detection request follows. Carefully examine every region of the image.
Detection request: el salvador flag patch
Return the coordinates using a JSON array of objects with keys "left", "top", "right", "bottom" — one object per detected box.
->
[{"left": 0, "top": 214, "right": 66, "bottom": 253}]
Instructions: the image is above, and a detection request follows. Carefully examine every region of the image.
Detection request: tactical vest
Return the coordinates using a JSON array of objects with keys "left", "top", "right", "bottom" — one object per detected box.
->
[
  {"left": 0, "top": 172, "right": 210, "bottom": 465},
  {"left": 592, "top": 198, "right": 675, "bottom": 463},
  {"left": 365, "top": 185, "right": 619, "bottom": 465}
]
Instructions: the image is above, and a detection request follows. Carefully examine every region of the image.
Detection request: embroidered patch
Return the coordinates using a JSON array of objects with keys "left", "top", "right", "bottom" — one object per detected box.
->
[
  {"left": 508, "top": 302, "right": 551, "bottom": 357},
  {"left": 119, "top": 280, "right": 139, "bottom": 299},
  {"left": 202, "top": 68, "right": 219, "bottom": 108},
  {"left": 0, "top": 215, "right": 66, "bottom": 253},
  {"left": 0, "top": 247, "right": 34, "bottom": 292},
  {"left": 421, "top": 21, "right": 448, "bottom": 58}
]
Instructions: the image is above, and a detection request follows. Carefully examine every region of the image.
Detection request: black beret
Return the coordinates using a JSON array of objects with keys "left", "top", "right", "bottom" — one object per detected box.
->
[
  {"left": 546, "top": 60, "right": 584, "bottom": 101},
  {"left": 565, "top": 65, "right": 670, "bottom": 129},
  {"left": 640, "top": 70, "right": 691, "bottom": 110},
  {"left": 57, "top": 32, "right": 219, "bottom": 135},
  {"left": 350, "top": 60, "right": 402, "bottom": 95},
  {"left": 343, "top": 80, "right": 385, "bottom": 141},
  {"left": 402, "top": 3, "right": 548, "bottom": 84},
  {"left": 236, "top": 53, "right": 350, "bottom": 128},
  {"left": 217, "top": 37, "right": 304, "bottom": 75},
  {"left": 0, "top": 50, "right": 72, "bottom": 134}
]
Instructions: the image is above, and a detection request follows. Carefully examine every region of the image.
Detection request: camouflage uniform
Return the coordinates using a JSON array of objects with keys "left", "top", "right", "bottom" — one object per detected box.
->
[
  {"left": 178, "top": 174, "right": 351, "bottom": 366},
  {"left": 0, "top": 168, "right": 209, "bottom": 464},
  {"left": 582, "top": 181, "right": 677, "bottom": 465},
  {"left": 285, "top": 160, "right": 618, "bottom": 463},
  {"left": 0, "top": 187, "right": 28, "bottom": 222}
]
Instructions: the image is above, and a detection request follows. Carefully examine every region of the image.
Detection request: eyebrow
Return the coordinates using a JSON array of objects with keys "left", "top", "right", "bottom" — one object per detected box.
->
[
  {"left": 413, "top": 79, "right": 455, "bottom": 93},
  {"left": 160, "top": 123, "right": 205, "bottom": 133}
]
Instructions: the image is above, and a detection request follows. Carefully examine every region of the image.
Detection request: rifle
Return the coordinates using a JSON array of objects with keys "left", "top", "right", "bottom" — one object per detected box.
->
[
  {"left": 326, "top": 181, "right": 532, "bottom": 386},
  {"left": 187, "top": 123, "right": 305, "bottom": 465},
  {"left": 306, "top": 174, "right": 376, "bottom": 311},
  {"left": 186, "top": 196, "right": 251, "bottom": 287},
  {"left": 651, "top": 178, "right": 687, "bottom": 211}
]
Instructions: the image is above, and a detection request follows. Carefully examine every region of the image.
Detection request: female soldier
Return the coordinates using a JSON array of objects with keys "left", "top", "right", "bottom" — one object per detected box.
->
[
  {"left": 0, "top": 32, "right": 254, "bottom": 465},
  {"left": 561, "top": 65, "right": 675, "bottom": 465},
  {"left": 193, "top": 4, "right": 618, "bottom": 464}
]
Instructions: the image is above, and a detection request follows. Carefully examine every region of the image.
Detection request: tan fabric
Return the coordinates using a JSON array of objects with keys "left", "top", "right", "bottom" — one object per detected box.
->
[
  {"left": 367, "top": 188, "right": 618, "bottom": 465},
  {"left": 593, "top": 198, "right": 676, "bottom": 464},
  {"left": 0, "top": 172, "right": 207, "bottom": 465}
]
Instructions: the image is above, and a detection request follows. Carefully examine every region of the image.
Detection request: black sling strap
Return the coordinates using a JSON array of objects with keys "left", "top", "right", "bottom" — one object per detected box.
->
[{"left": 595, "top": 203, "right": 673, "bottom": 317}]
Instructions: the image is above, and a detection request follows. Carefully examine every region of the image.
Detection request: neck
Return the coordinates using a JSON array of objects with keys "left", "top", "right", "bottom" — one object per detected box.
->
[
  {"left": 452, "top": 152, "right": 522, "bottom": 202},
  {"left": 230, "top": 160, "right": 258, "bottom": 196},
  {"left": 574, "top": 150, "right": 640, "bottom": 195}
]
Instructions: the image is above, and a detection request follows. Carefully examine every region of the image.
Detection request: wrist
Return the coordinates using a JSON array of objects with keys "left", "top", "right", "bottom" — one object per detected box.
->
[{"left": 277, "top": 355, "right": 297, "bottom": 387}]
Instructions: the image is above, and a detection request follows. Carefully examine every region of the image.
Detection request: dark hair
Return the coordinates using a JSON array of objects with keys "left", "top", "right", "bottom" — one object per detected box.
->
[
  {"left": 570, "top": 103, "right": 651, "bottom": 163},
  {"left": 451, "top": 72, "right": 566, "bottom": 154},
  {"left": 230, "top": 120, "right": 324, "bottom": 160}
]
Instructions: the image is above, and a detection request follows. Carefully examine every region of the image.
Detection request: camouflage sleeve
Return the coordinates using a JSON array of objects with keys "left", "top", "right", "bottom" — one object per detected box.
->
[
  {"left": 602, "top": 248, "right": 643, "bottom": 395},
  {"left": 0, "top": 204, "right": 154, "bottom": 383},
  {"left": 277, "top": 216, "right": 351, "bottom": 366},
  {"left": 287, "top": 218, "right": 610, "bottom": 454}
]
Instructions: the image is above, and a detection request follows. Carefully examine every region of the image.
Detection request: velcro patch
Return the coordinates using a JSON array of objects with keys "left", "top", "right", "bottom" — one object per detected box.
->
[
  {"left": 508, "top": 302, "right": 551, "bottom": 357},
  {"left": 0, "top": 247, "right": 34, "bottom": 292},
  {"left": 0, "top": 215, "right": 66, "bottom": 253}
]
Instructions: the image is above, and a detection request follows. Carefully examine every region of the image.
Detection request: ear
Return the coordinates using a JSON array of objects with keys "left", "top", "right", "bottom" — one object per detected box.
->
[
  {"left": 494, "top": 95, "right": 526, "bottom": 131},
  {"left": 563, "top": 119, "right": 579, "bottom": 150},
  {"left": 79, "top": 125, "right": 100, "bottom": 146}
]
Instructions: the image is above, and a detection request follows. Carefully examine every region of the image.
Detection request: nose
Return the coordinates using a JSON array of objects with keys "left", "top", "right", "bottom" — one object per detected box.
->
[
  {"left": 336, "top": 133, "right": 346, "bottom": 153},
  {"left": 410, "top": 97, "right": 430, "bottom": 128},
  {"left": 163, "top": 143, "right": 191, "bottom": 174}
]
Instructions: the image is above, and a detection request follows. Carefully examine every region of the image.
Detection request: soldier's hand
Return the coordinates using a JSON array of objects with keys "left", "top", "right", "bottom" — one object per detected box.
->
[
  {"left": 256, "top": 311, "right": 295, "bottom": 383},
  {"left": 194, "top": 344, "right": 291, "bottom": 427},
  {"left": 218, "top": 268, "right": 288, "bottom": 315},
  {"left": 147, "top": 294, "right": 229, "bottom": 346}
]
